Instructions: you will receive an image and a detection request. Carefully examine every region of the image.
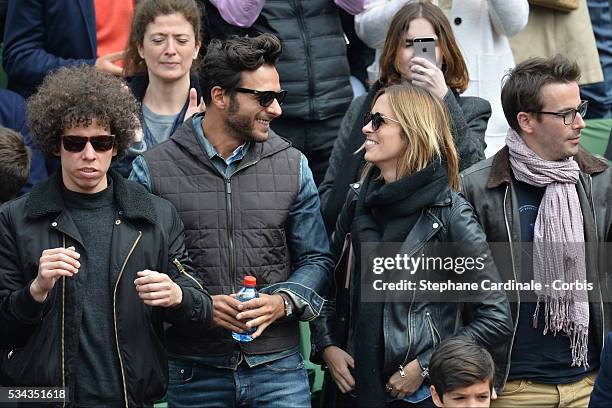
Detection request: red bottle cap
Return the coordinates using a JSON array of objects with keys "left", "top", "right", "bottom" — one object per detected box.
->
[{"left": 243, "top": 276, "right": 257, "bottom": 287}]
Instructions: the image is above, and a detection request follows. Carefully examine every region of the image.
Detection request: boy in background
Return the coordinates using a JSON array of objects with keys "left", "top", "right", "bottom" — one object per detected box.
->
[{"left": 429, "top": 336, "right": 495, "bottom": 408}]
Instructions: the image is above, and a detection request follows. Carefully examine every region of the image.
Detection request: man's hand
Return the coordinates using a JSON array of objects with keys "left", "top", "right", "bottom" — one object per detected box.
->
[
  {"left": 184, "top": 88, "right": 205, "bottom": 121},
  {"left": 134, "top": 270, "right": 182, "bottom": 307},
  {"left": 323, "top": 346, "right": 355, "bottom": 394},
  {"left": 235, "top": 293, "right": 285, "bottom": 339},
  {"left": 30, "top": 246, "right": 80, "bottom": 303},
  {"left": 386, "top": 359, "right": 424, "bottom": 400},
  {"left": 212, "top": 294, "right": 248, "bottom": 332},
  {"left": 95, "top": 50, "right": 125, "bottom": 76}
]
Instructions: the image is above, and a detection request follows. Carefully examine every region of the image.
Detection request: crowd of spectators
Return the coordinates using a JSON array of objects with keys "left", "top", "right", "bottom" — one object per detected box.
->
[{"left": 1, "top": 1, "right": 611, "bottom": 407}]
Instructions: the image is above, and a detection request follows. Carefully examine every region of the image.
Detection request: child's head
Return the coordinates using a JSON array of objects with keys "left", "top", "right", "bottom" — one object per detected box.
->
[
  {"left": 0, "top": 127, "right": 30, "bottom": 203},
  {"left": 429, "top": 336, "right": 495, "bottom": 408}
]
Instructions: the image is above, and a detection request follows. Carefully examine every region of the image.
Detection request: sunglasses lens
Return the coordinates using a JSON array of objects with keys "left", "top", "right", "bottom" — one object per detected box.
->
[
  {"left": 373, "top": 114, "right": 382, "bottom": 131},
  {"left": 259, "top": 91, "right": 287, "bottom": 107},
  {"left": 90, "top": 136, "right": 115, "bottom": 151},
  {"left": 259, "top": 92, "right": 276, "bottom": 107},
  {"left": 364, "top": 112, "right": 383, "bottom": 131},
  {"left": 363, "top": 112, "right": 372, "bottom": 128},
  {"left": 62, "top": 136, "right": 88, "bottom": 152},
  {"left": 62, "top": 135, "right": 114, "bottom": 152}
]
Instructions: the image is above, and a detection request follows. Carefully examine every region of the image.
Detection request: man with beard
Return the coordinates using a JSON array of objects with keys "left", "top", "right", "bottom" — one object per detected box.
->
[{"left": 130, "top": 34, "right": 333, "bottom": 407}]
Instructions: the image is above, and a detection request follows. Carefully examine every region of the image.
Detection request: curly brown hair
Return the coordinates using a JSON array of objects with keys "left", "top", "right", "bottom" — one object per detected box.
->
[
  {"left": 27, "top": 65, "right": 139, "bottom": 158},
  {"left": 123, "top": 0, "right": 203, "bottom": 77}
]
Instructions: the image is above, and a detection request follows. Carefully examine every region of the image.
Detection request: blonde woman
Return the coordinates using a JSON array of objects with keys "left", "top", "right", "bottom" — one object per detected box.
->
[{"left": 311, "top": 84, "right": 512, "bottom": 407}]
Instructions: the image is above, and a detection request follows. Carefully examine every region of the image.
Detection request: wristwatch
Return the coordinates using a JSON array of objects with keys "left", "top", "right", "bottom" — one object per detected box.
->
[{"left": 279, "top": 292, "right": 293, "bottom": 317}]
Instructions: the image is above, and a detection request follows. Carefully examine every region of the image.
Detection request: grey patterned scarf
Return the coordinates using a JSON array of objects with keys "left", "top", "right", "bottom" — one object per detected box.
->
[{"left": 506, "top": 129, "right": 589, "bottom": 368}]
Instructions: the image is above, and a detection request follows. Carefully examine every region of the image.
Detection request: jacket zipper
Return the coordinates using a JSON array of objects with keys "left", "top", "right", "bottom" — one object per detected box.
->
[
  {"left": 586, "top": 174, "right": 605, "bottom": 348},
  {"left": 173, "top": 258, "right": 203, "bottom": 291},
  {"left": 502, "top": 185, "right": 520, "bottom": 387},
  {"left": 294, "top": 0, "right": 315, "bottom": 118},
  {"left": 223, "top": 159, "right": 261, "bottom": 292},
  {"left": 425, "top": 312, "right": 441, "bottom": 346},
  {"left": 400, "top": 289, "right": 416, "bottom": 367},
  {"left": 113, "top": 231, "right": 142, "bottom": 408},
  {"left": 61, "top": 234, "right": 66, "bottom": 407},
  {"left": 398, "top": 227, "right": 440, "bottom": 369},
  {"left": 225, "top": 178, "right": 236, "bottom": 293}
]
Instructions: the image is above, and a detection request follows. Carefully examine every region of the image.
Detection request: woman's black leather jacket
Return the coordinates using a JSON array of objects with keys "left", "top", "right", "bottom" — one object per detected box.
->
[{"left": 311, "top": 183, "right": 513, "bottom": 377}]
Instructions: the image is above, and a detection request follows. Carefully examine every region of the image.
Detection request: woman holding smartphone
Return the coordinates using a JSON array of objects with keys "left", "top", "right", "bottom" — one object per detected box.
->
[
  {"left": 319, "top": 1, "right": 490, "bottom": 234},
  {"left": 311, "top": 84, "right": 511, "bottom": 407}
]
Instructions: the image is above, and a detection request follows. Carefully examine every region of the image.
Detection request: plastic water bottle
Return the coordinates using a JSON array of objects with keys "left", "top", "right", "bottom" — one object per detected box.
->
[{"left": 232, "top": 276, "right": 259, "bottom": 342}]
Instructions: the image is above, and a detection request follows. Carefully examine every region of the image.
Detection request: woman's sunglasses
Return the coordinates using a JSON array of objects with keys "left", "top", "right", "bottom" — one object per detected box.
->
[
  {"left": 234, "top": 87, "right": 288, "bottom": 107},
  {"left": 363, "top": 111, "right": 401, "bottom": 131},
  {"left": 61, "top": 135, "right": 115, "bottom": 152}
]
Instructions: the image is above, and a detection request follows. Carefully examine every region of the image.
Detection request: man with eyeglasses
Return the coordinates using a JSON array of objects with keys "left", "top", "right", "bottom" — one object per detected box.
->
[
  {"left": 130, "top": 33, "right": 333, "bottom": 407},
  {"left": 0, "top": 65, "right": 212, "bottom": 406},
  {"left": 460, "top": 55, "right": 612, "bottom": 407}
]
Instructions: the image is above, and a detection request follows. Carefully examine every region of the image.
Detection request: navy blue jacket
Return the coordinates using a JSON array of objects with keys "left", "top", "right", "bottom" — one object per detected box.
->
[
  {"left": 590, "top": 331, "right": 612, "bottom": 407},
  {"left": 0, "top": 90, "right": 48, "bottom": 192},
  {"left": 2, "top": 0, "right": 97, "bottom": 97}
]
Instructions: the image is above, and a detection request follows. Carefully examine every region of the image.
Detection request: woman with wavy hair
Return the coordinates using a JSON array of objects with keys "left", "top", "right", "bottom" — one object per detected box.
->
[
  {"left": 119, "top": 0, "right": 202, "bottom": 175},
  {"left": 311, "top": 84, "right": 511, "bottom": 407},
  {"left": 319, "top": 0, "right": 490, "bottom": 234}
]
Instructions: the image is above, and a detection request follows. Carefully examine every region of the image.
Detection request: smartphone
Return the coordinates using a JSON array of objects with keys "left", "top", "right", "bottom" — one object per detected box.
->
[{"left": 413, "top": 37, "right": 437, "bottom": 65}]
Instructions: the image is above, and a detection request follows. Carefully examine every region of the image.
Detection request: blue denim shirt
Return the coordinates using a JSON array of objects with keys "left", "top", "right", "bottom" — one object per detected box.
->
[{"left": 130, "top": 116, "right": 333, "bottom": 367}]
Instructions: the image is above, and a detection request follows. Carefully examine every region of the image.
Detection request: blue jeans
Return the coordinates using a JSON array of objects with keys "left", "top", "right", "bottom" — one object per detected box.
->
[{"left": 166, "top": 352, "right": 311, "bottom": 408}]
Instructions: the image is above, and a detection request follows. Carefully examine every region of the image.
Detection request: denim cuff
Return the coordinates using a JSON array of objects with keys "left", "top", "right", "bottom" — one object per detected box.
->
[{"left": 261, "top": 282, "right": 325, "bottom": 321}]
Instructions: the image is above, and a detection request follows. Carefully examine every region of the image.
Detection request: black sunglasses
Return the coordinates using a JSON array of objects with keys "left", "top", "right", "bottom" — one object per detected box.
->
[
  {"left": 62, "top": 135, "right": 115, "bottom": 152},
  {"left": 363, "top": 111, "right": 401, "bottom": 131},
  {"left": 234, "top": 87, "right": 288, "bottom": 107},
  {"left": 531, "top": 100, "right": 588, "bottom": 126}
]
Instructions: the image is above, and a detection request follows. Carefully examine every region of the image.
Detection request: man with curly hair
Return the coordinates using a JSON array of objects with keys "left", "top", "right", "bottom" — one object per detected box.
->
[{"left": 0, "top": 65, "right": 213, "bottom": 406}]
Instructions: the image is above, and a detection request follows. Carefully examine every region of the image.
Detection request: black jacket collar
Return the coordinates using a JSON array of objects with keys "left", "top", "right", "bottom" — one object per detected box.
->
[{"left": 25, "top": 171, "right": 158, "bottom": 225}]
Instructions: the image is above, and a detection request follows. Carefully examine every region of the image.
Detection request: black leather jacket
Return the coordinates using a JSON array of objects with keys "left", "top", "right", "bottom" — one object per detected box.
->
[
  {"left": 311, "top": 183, "right": 513, "bottom": 378},
  {"left": 0, "top": 172, "right": 213, "bottom": 407},
  {"left": 460, "top": 147, "right": 612, "bottom": 390}
]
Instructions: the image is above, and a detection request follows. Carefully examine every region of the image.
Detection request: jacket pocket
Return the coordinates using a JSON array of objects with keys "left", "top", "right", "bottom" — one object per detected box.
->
[
  {"left": 263, "top": 353, "right": 305, "bottom": 373},
  {"left": 500, "top": 379, "right": 529, "bottom": 396},
  {"left": 168, "top": 360, "right": 194, "bottom": 385},
  {"left": 3, "top": 319, "right": 61, "bottom": 385}
]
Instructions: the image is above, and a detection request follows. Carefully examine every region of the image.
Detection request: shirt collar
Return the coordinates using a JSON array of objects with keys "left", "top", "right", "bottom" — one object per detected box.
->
[{"left": 193, "top": 115, "right": 250, "bottom": 165}]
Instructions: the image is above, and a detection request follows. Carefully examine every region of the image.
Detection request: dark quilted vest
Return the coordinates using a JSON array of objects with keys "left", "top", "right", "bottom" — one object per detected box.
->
[
  {"left": 143, "top": 118, "right": 301, "bottom": 355},
  {"left": 256, "top": 0, "right": 353, "bottom": 121}
]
